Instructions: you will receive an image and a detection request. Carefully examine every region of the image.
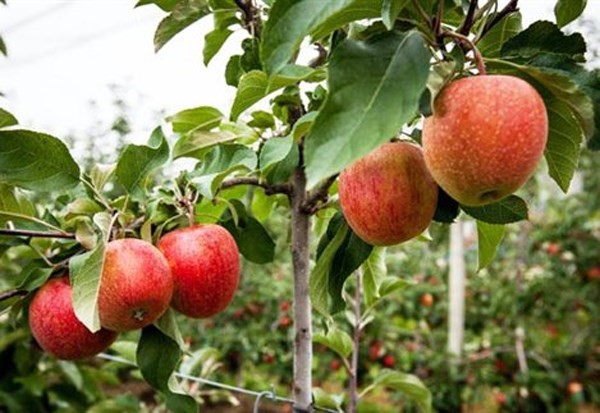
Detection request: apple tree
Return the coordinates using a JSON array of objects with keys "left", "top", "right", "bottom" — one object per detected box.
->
[{"left": 0, "top": 0, "right": 598, "bottom": 412}]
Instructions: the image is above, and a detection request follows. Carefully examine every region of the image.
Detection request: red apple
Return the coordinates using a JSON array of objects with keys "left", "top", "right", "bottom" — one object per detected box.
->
[
  {"left": 420, "top": 293, "right": 434, "bottom": 307},
  {"left": 158, "top": 224, "right": 240, "bottom": 318},
  {"left": 423, "top": 75, "right": 548, "bottom": 206},
  {"left": 544, "top": 242, "right": 561, "bottom": 256},
  {"left": 568, "top": 381, "right": 583, "bottom": 395},
  {"left": 98, "top": 238, "right": 173, "bottom": 332},
  {"left": 279, "top": 315, "right": 292, "bottom": 328},
  {"left": 369, "top": 340, "right": 383, "bottom": 360},
  {"left": 279, "top": 300, "right": 291, "bottom": 312},
  {"left": 382, "top": 354, "right": 396, "bottom": 368},
  {"left": 339, "top": 142, "right": 439, "bottom": 246},
  {"left": 29, "top": 277, "right": 117, "bottom": 360},
  {"left": 495, "top": 391, "right": 507, "bottom": 405},
  {"left": 586, "top": 266, "right": 600, "bottom": 280},
  {"left": 330, "top": 359, "right": 342, "bottom": 371}
]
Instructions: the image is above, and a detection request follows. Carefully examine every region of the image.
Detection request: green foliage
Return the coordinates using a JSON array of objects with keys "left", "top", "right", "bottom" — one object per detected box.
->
[
  {"left": 554, "top": 0, "right": 588, "bottom": 28},
  {"left": 153, "top": 0, "right": 210, "bottom": 52},
  {"left": 461, "top": 195, "right": 529, "bottom": 224}
]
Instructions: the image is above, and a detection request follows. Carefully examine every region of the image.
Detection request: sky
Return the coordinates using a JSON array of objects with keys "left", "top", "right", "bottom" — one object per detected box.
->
[{"left": 0, "top": 1, "right": 599, "bottom": 144}]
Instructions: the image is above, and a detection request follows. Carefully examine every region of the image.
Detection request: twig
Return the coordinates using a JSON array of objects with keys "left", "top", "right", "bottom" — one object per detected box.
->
[
  {"left": 0, "top": 228, "right": 75, "bottom": 239},
  {"left": 219, "top": 177, "right": 292, "bottom": 196},
  {"left": 234, "top": 0, "right": 262, "bottom": 38},
  {"left": 309, "top": 43, "right": 328, "bottom": 69},
  {"left": 412, "top": 0, "right": 432, "bottom": 27},
  {"left": 479, "top": 0, "right": 519, "bottom": 39},
  {"left": 0, "top": 289, "right": 27, "bottom": 302},
  {"left": 348, "top": 270, "right": 363, "bottom": 413},
  {"left": 301, "top": 174, "right": 338, "bottom": 214},
  {"left": 441, "top": 31, "right": 487, "bottom": 75},
  {"left": 458, "top": 0, "right": 478, "bottom": 35}
]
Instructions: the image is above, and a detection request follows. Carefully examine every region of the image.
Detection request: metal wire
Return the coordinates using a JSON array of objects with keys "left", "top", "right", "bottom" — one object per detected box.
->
[{"left": 97, "top": 353, "right": 338, "bottom": 413}]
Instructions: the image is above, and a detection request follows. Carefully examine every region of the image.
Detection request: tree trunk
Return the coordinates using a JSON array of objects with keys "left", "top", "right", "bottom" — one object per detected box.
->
[
  {"left": 290, "top": 165, "right": 313, "bottom": 412},
  {"left": 447, "top": 221, "right": 465, "bottom": 359}
]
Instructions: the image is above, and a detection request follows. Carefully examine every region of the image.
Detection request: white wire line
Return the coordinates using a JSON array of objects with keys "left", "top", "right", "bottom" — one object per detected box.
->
[
  {"left": 2, "top": 3, "right": 74, "bottom": 34},
  {"left": 97, "top": 353, "right": 339, "bottom": 413}
]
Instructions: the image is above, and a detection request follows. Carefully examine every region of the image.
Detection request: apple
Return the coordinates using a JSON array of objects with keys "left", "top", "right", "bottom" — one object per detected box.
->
[
  {"left": 420, "top": 293, "right": 434, "bottom": 307},
  {"left": 98, "top": 238, "right": 173, "bottom": 332},
  {"left": 279, "top": 315, "right": 292, "bottom": 328},
  {"left": 339, "top": 142, "right": 439, "bottom": 246},
  {"left": 330, "top": 359, "right": 342, "bottom": 371},
  {"left": 29, "top": 276, "right": 117, "bottom": 360},
  {"left": 544, "top": 242, "right": 561, "bottom": 256},
  {"left": 158, "top": 224, "right": 240, "bottom": 318},
  {"left": 495, "top": 391, "right": 507, "bottom": 405},
  {"left": 368, "top": 340, "right": 383, "bottom": 361},
  {"left": 423, "top": 75, "right": 548, "bottom": 206},
  {"left": 586, "top": 266, "right": 600, "bottom": 280},
  {"left": 568, "top": 381, "right": 583, "bottom": 395},
  {"left": 279, "top": 300, "right": 291, "bottom": 312},
  {"left": 382, "top": 354, "right": 396, "bottom": 368}
]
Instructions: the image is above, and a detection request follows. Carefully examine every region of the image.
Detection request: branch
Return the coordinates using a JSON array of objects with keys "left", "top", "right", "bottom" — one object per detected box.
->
[
  {"left": 219, "top": 177, "right": 292, "bottom": 196},
  {"left": 234, "top": 0, "right": 262, "bottom": 38},
  {"left": 441, "top": 31, "right": 487, "bottom": 75},
  {"left": 480, "top": 0, "right": 519, "bottom": 38},
  {"left": 0, "top": 289, "right": 27, "bottom": 302},
  {"left": 301, "top": 174, "right": 338, "bottom": 214},
  {"left": 458, "top": 0, "right": 478, "bottom": 35},
  {"left": 412, "top": 0, "right": 432, "bottom": 27},
  {"left": 0, "top": 228, "right": 75, "bottom": 239}
]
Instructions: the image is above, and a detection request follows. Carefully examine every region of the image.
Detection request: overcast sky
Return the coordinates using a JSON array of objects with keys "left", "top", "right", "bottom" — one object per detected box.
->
[{"left": 0, "top": 1, "right": 598, "bottom": 143}]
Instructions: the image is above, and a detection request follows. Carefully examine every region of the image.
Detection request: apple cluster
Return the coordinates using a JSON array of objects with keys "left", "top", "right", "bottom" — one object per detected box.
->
[
  {"left": 340, "top": 74, "right": 548, "bottom": 246},
  {"left": 28, "top": 224, "right": 240, "bottom": 360}
]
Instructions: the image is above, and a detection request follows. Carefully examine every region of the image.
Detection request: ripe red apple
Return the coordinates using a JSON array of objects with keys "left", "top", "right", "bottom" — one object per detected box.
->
[
  {"left": 544, "top": 242, "right": 561, "bottom": 256},
  {"left": 382, "top": 354, "right": 396, "bottom": 368},
  {"left": 423, "top": 75, "right": 548, "bottom": 206},
  {"left": 330, "top": 359, "right": 342, "bottom": 371},
  {"left": 98, "top": 238, "right": 173, "bottom": 332},
  {"left": 29, "top": 277, "right": 117, "bottom": 360},
  {"left": 279, "top": 315, "right": 292, "bottom": 329},
  {"left": 568, "top": 381, "right": 583, "bottom": 395},
  {"left": 420, "top": 293, "right": 434, "bottom": 307},
  {"left": 368, "top": 340, "right": 383, "bottom": 360},
  {"left": 586, "top": 266, "right": 600, "bottom": 280},
  {"left": 158, "top": 224, "right": 240, "bottom": 318},
  {"left": 495, "top": 391, "right": 507, "bottom": 405},
  {"left": 339, "top": 142, "right": 439, "bottom": 246}
]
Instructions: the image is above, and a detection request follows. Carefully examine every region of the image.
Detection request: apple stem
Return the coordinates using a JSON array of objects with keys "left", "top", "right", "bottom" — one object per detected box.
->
[
  {"left": 290, "top": 161, "right": 313, "bottom": 413},
  {"left": 348, "top": 269, "right": 363, "bottom": 413},
  {"left": 441, "top": 31, "right": 487, "bottom": 75}
]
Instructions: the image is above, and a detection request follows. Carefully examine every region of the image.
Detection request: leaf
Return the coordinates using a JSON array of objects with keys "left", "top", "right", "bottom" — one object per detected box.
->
[
  {"left": 0, "top": 185, "right": 35, "bottom": 226},
  {"left": 192, "top": 144, "right": 257, "bottom": 198},
  {"left": 261, "top": 0, "right": 383, "bottom": 76},
  {"left": 476, "top": 221, "right": 505, "bottom": 271},
  {"left": 137, "top": 325, "right": 198, "bottom": 413},
  {"left": 203, "top": 28, "right": 233, "bottom": 65},
  {"left": 361, "top": 370, "right": 432, "bottom": 413},
  {"left": 57, "top": 361, "right": 83, "bottom": 390},
  {"left": 304, "top": 31, "right": 430, "bottom": 188},
  {"left": 230, "top": 66, "right": 324, "bottom": 120},
  {"left": 313, "top": 328, "right": 353, "bottom": 359},
  {"left": 381, "top": 0, "right": 410, "bottom": 30},
  {"left": 378, "top": 276, "right": 412, "bottom": 298},
  {"left": 544, "top": 98, "right": 584, "bottom": 191},
  {"left": 461, "top": 195, "right": 528, "bottom": 224},
  {"left": 166, "top": 106, "right": 223, "bottom": 134},
  {"left": 362, "top": 247, "right": 387, "bottom": 307},
  {"left": 115, "top": 127, "right": 169, "bottom": 199},
  {"left": 136, "top": 0, "right": 179, "bottom": 11},
  {"left": 500, "top": 21, "right": 586, "bottom": 61},
  {"left": 18, "top": 267, "right": 53, "bottom": 292},
  {"left": 0, "top": 130, "right": 80, "bottom": 192},
  {"left": 432, "top": 187, "right": 460, "bottom": 224},
  {"left": 0, "top": 108, "right": 17, "bottom": 128},
  {"left": 154, "top": 0, "right": 210, "bottom": 52},
  {"left": 173, "top": 129, "right": 237, "bottom": 159},
  {"left": 154, "top": 309, "right": 185, "bottom": 350},
  {"left": 69, "top": 241, "right": 105, "bottom": 333},
  {"left": 90, "top": 163, "right": 116, "bottom": 192},
  {"left": 477, "top": 12, "right": 522, "bottom": 58},
  {"left": 555, "top": 0, "right": 587, "bottom": 28},
  {"left": 292, "top": 111, "right": 318, "bottom": 140},
  {"left": 219, "top": 200, "right": 275, "bottom": 264},
  {"left": 0, "top": 36, "right": 6, "bottom": 57},
  {"left": 259, "top": 135, "right": 294, "bottom": 176}
]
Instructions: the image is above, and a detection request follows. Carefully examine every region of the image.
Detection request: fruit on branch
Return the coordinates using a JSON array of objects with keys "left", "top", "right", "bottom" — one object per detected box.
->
[
  {"left": 29, "top": 277, "right": 117, "bottom": 360},
  {"left": 158, "top": 224, "right": 240, "bottom": 318},
  {"left": 98, "top": 238, "right": 173, "bottom": 332},
  {"left": 568, "top": 381, "right": 583, "bottom": 396},
  {"left": 339, "top": 142, "right": 439, "bottom": 246},
  {"left": 382, "top": 354, "right": 396, "bottom": 368},
  {"left": 419, "top": 293, "right": 434, "bottom": 307},
  {"left": 585, "top": 266, "right": 600, "bottom": 280},
  {"left": 423, "top": 75, "right": 548, "bottom": 206}
]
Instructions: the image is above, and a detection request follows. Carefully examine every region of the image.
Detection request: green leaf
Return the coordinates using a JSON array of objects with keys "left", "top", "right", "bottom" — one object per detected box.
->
[
  {"left": 166, "top": 106, "right": 223, "bottom": 134},
  {"left": 90, "top": 163, "right": 116, "bottom": 193},
  {"left": 230, "top": 66, "right": 324, "bottom": 121},
  {"left": 461, "top": 195, "right": 528, "bottom": 224},
  {"left": 219, "top": 200, "right": 275, "bottom": 264},
  {"left": 477, "top": 12, "right": 522, "bottom": 58},
  {"left": 136, "top": 0, "right": 179, "bottom": 11},
  {"left": 0, "top": 108, "right": 17, "bottom": 128},
  {"left": 0, "top": 36, "right": 6, "bottom": 57},
  {"left": 57, "top": 361, "right": 83, "bottom": 390},
  {"left": 192, "top": 144, "right": 257, "bottom": 198},
  {"left": 544, "top": 98, "right": 584, "bottom": 191},
  {"left": 259, "top": 135, "right": 294, "bottom": 176},
  {"left": 0, "top": 130, "right": 80, "bottom": 192},
  {"left": 261, "top": 0, "right": 383, "bottom": 76},
  {"left": 292, "top": 111, "right": 318, "bottom": 140},
  {"left": 304, "top": 31, "right": 430, "bottom": 188},
  {"left": 137, "top": 325, "right": 197, "bottom": 413},
  {"left": 381, "top": 0, "right": 410, "bottom": 30},
  {"left": 555, "top": 0, "right": 587, "bottom": 28},
  {"left": 173, "top": 129, "right": 238, "bottom": 159},
  {"left": 362, "top": 247, "right": 387, "bottom": 307},
  {"left": 500, "top": 21, "right": 586, "bottom": 61},
  {"left": 361, "top": 370, "right": 432, "bottom": 413},
  {"left": 0, "top": 185, "right": 35, "bottom": 226},
  {"left": 154, "top": 0, "right": 210, "bottom": 52},
  {"left": 69, "top": 241, "right": 105, "bottom": 333},
  {"left": 378, "top": 276, "right": 412, "bottom": 298},
  {"left": 154, "top": 309, "right": 185, "bottom": 350},
  {"left": 203, "top": 28, "right": 234, "bottom": 65},
  {"left": 115, "top": 127, "right": 169, "bottom": 199},
  {"left": 313, "top": 328, "right": 353, "bottom": 359},
  {"left": 432, "top": 188, "right": 460, "bottom": 224},
  {"left": 476, "top": 221, "right": 505, "bottom": 271},
  {"left": 18, "top": 267, "right": 53, "bottom": 292}
]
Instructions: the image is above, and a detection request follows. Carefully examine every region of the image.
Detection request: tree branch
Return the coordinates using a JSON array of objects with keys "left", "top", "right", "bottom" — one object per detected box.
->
[
  {"left": 0, "top": 228, "right": 75, "bottom": 239},
  {"left": 480, "top": 0, "right": 519, "bottom": 38},
  {"left": 458, "top": 0, "right": 478, "bottom": 35},
  {"left": 302, "top": 174, "right": 338, "bottom": 214},
  {"left": 0, "top": 289, "right": 27, "bottom": 302},
  {"left": 234, "top": 0, "right": 262, "bottom": 38},
  {"left": 219, "top": 177, "right": 292, "bottom": 196},
  {"left": 441, "top": 31, "right": 487, "bottom": 75}
]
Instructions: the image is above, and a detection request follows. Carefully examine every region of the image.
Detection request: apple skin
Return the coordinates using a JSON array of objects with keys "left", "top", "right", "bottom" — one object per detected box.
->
[
  {"left": 98, "top": 238, "right": 173, "bottom": 332},
  {"left": 423, "top": 75, "right": 548, "bottom": 206},
  {"left": 339, "top": 142, "right": 439, "bottom": 246},
  {"left": 158, "top": 224, "right": 240, "bottom": 318},
  {"left": 29, "top": 277, "right": 117, "bottom": 360}
]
